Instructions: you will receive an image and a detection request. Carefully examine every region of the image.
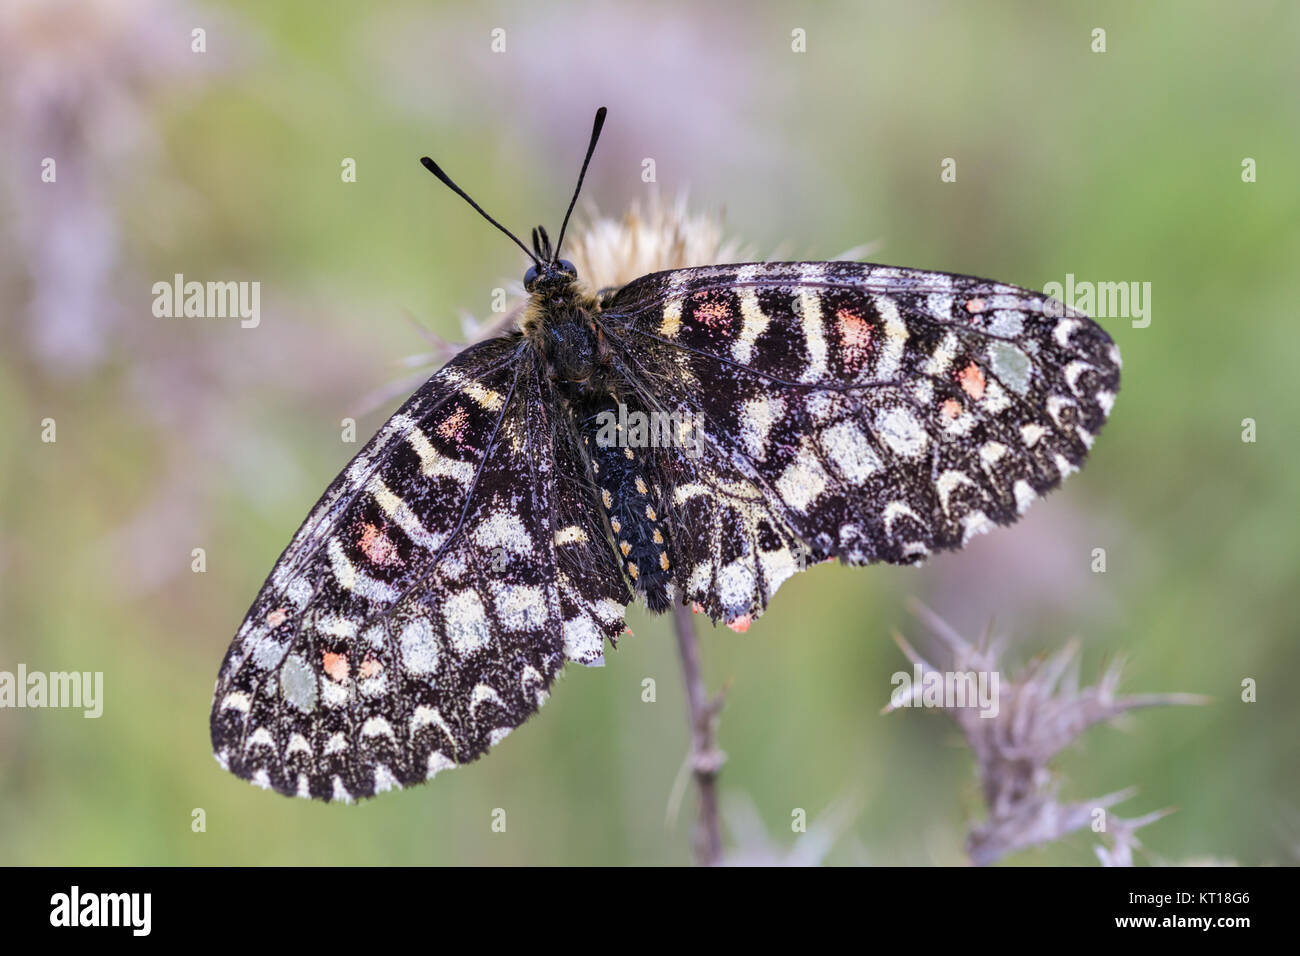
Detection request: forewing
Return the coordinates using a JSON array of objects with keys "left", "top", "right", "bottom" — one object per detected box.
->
[
  {"left": 210, "top": 337, "right": 628, "bottom": 801},
  {"left": 599, "top": 261, "right": 1120, "bottom": 626}
]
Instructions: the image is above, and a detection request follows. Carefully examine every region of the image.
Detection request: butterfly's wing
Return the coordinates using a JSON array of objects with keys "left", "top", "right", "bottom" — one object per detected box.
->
[
  {"left": 597, "top": 261, "right": 1120, "bottom": 627},
  {"left": 210, "top": 336, "right": 629, "bottom": 801}
]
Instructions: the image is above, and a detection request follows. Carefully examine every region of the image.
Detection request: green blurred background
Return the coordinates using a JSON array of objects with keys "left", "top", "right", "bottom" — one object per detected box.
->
[{"left": 1, "top": 0, "right": 1296, "bottom": 865}]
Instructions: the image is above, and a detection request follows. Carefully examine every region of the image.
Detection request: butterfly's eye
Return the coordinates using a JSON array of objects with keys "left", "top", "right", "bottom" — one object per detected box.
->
[
  {"left": 557, "top": 259, "right": 577, "bottom": 277},
  {"left": 524, "top": 264, "right": 540, "bottom": 290}
]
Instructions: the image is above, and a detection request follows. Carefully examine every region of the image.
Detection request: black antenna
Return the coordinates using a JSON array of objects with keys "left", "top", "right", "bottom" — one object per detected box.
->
[
  {"left": 552, "top": 106, "right": 607, "bottom": 262},
  {"left": 420, "top": 156, "right": 539, "bottom": 266}
]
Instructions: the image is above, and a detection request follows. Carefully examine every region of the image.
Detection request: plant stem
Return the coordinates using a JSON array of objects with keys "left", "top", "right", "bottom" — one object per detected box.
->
[{"left": 671, "top": 600, "right": 723, "bottom": 866}]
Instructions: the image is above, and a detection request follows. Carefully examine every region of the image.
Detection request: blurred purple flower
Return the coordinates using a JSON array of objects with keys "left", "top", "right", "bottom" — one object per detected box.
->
[{"left": 0, "top": 0, "right": 225, "bottom": 371}]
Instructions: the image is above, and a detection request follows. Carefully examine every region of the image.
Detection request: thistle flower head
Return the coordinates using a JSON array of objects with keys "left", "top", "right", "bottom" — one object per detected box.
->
[{"left": 563, "top": 193, "right": 752, "bottom": 292}]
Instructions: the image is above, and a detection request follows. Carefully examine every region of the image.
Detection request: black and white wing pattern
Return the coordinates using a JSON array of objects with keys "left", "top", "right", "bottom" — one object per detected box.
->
[
  {"left": 210, "top": 337, "right": 629, "bottom": 801},
  {"left": 598, "top": 261, "right": 1120, "bottom": 629}
]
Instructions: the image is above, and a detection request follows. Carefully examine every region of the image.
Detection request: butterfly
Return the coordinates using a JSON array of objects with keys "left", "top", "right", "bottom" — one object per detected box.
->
[{"left": 210, "top": 108, "right": 1120, "bottom": 801}]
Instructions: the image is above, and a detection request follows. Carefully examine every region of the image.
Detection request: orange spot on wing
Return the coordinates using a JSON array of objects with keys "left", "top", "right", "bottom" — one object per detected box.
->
[
  {"left": 358, "top": 522, "right": 402, "bottom": 567},
  {"left": 965, "top": 297, "right": 985, "bottom": 313},
  {"left": 693, "top": 298, "right": 732, "bottom": 328},
  {"left": 836, "top": 308, "right": 873, "bottom": 370},
  {"left": 266, "top": 607, "right": 288, "bottom": 628},
  {"left": 726, "top": 614, "right": 753, "bottom": 633},
  {"left": 360, "top": 658, "right": 383, "bottom": 678},
  {"left": 941, "top": 398, "right": 963, "bottom": 420},
  {"left": 438, "top": 406, "right": 470, "bottom": 442},
  {"left": 323, "top": 652, "right": 350, "bottom": 682},
  {"left": 957, "top": 362, "right": 986, "bottom": 400}
]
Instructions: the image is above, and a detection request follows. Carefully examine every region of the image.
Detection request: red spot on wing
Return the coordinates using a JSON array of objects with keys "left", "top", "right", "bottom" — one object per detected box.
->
[
  {"left": 836, "top": 308, "right": 873, "bottom": 371},
  {"left": 726, "top": 614, "right": 753, "bottom": 633}
]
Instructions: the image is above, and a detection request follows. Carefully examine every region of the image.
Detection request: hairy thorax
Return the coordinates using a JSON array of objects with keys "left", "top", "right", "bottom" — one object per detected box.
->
[{"left": 524, "top": 280, "right": 612, "bottom": 400}]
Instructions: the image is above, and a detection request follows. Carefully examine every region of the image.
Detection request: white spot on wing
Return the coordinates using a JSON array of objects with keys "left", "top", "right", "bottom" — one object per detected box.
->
[
  {"left": 406, "top": 429, "right": 474, "bottom": 489},
  {"left": 1047, "top": 394, "right": 1077, "bottom": 428},
  {"left": 883, "top": 500, "right": 925, "bottom": 538},
  {"left": 331, "top": 776, "right": 352, "bottom": 803},
  {"left": 732, "top": 265, "right": 770, "bottom": 364},
  {"left": 562, "top": 614, "right": 604, "bottom": 665},
  {"left": 796, "top": 264, "right": 828, "bottom": 383},
  {"left": 988, "top": 310, "right": 1025, "bottom": 337},
  {"left": 936, "top": 470, "right": 976, "bottom": 516},
  {"left": 961, "top": 510, "right": 994, "bottom": 544},
  {"left": 1053, "top": 318, "right": 1081, "bottom": 348},
  {"left": 1013, "top": 480, "right": 1036, "bottom": 515},
  {"left": 923, "top": 332, "right": 959, "bottom": 377},
  {"left": 718, "top": 559, "right": 757, "bottom": 613},
  {"left": 427, "top": 752, "right": 456, "bottom": 778},
  {"left": 411, "top": 706, "right": 456, "bottom": 744},
  {"left": 739, "top": 395, "right": 785, "bottom": 461},
  {"left": 471, "top": 683, "right": 505, "bottom": 714},
  {"left": 369, "top": 476, "right": 448, "bottom": 551},
  {"left": 328, "top": 538, "right": 397, "bottom": 602},
  {"left": 399, "top": 616, "right": 439, "bottom": 674},
  {"left": 659, "top": 297, "right": 683, "bottom": 337},
  {"left": 445, "top": 589, "right": 491, "bottom": 654},
  {"left": 372, "top": 765, "right": 400, "bottom": 793},
  {"left": 674, "top": 482, "right": 709, "bottom": 505},
  {"left": 775, "top": 440, "right": 829, "bottom": 511},
  {"left": 871, "top": 294, "right": 909, "bottom": 381},
  {"left": 221, "top": 692, "right": 251, "bottom": 714},
  {"left": 875, "top": 406, "right": 928, "bottom": 458},
  {"left": 494, "top": 584, "right": 547, "bottom": 631},
  {"left": 444, "top": 366, "right": 504, "bottom": 410},
  {"left": 820, "top": 420, "right": 882, "bottom": 481},
  {"left": 473, "top": 512, "right": 534, "bottom": 557},
  {"left": 979, "top": 441, "right": 1007, "bottom": 466},
  {"left": 554, "top": 525, "right": 588, "bottom": 546},
  {"left": 1021, "top": 423, "right": 1047, "bottom": 447},
  {"left": 1064, "top": 361, "right": 1094, "bottom": 396},
  {"left": 362, "top": 716, "right": 396, "bottom": 740}
]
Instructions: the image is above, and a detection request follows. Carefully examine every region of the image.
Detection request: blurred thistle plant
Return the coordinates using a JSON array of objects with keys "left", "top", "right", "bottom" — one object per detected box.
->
[
  {"left": 720, "top": 789, "right": 868, "bottom": 867},
  {"left": 0, "top": 0, "right": 229, "bottom": 371},
  {"left": 885, "top": 600, "right": 1208, "bottom": 866}
]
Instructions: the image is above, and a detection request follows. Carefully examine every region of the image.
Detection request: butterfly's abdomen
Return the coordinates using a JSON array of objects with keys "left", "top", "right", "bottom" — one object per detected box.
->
[{"left": 579, "top": 399, "right": 674, "bottom": 613}]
